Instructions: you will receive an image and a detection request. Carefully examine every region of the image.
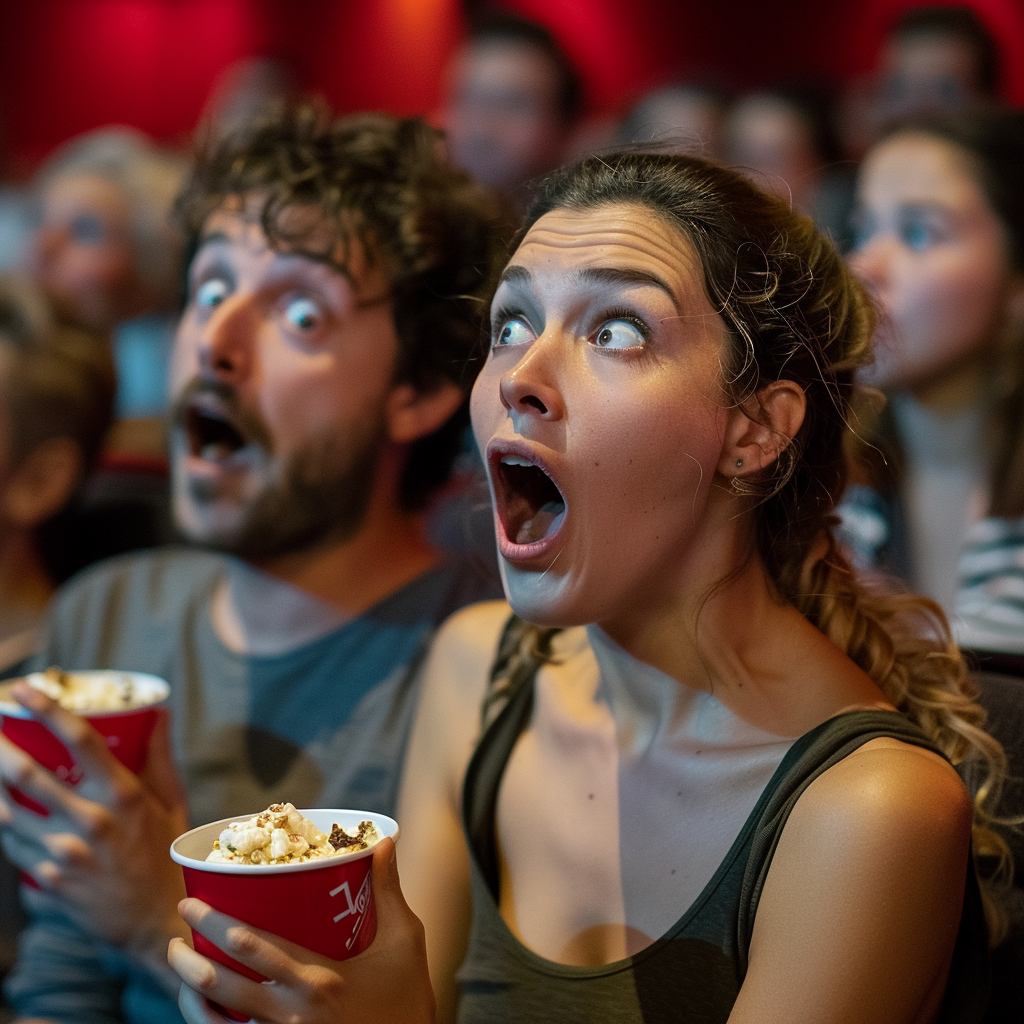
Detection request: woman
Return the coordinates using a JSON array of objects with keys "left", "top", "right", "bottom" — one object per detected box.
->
[
  {"left": 838, "top": 110, "right": 1024, "bottom": 614},
  {"left": 167, "top": 151, "right": 1007, "bottom": 1023}
]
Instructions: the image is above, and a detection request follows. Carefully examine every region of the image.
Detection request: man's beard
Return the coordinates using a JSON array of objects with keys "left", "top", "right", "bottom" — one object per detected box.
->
[{"left": 170, "top": 380, "right": 385, "bottom": 563}]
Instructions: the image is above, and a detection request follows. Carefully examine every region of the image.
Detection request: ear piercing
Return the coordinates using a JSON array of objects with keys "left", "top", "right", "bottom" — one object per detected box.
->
[{"left": 735, "top": 459, "right": 743, "bottom": 467}]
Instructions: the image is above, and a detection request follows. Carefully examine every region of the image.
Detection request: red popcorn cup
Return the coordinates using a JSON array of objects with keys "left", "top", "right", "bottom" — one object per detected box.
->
[
  {"left": 0, "top": 671, "right": 170, "bottom": 816},
  {"left": 170, "top": 809, "right": 398, "bottom": 1021}
]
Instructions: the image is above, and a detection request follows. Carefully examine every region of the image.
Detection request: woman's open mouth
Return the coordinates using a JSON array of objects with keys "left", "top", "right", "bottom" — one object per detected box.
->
[{"left": 491, "top": 449, "right": 567, "bottom": 553}]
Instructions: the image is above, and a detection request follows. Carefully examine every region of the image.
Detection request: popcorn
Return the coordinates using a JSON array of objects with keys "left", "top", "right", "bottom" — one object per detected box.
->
[
  {"left": 206, "top": 803, "right": 380, "bottom": 866},
  {"left": 20, "top": 667, "right": 145, "bottom": 713}
]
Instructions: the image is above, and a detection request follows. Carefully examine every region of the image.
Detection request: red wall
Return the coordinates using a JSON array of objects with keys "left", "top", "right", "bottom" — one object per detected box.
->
[{"left": 0, "top": 0, "right": 1022, "bottom": 173}]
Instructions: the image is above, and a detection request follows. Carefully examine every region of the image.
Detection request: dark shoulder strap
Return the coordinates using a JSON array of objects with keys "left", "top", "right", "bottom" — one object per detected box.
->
[
  {"left": 462, "top": 615, "right": 560, "bottom": 899},
  {"left": 735, "top": 711, "right": 941, "bottom": 971}
]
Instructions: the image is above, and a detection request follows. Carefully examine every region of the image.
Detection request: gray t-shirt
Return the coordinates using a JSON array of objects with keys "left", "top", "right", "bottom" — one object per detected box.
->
[{"left": 5, "top": 546, "right": 499, "bottom": 1024}]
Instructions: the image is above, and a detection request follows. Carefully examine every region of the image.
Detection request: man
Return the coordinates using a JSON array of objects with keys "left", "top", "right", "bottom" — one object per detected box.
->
[
  {"left": 443, "top": 11, "right": 582, "bottom": 207},
  {"left": 0, "top": 103, "right": 503, "bottom": 1024}
]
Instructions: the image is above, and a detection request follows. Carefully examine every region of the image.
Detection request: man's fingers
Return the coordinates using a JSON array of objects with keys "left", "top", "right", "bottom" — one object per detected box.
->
[
  {"left": 169, "top": 934, "right": 282, "bottom": 1022},
  {"left": 0, "top": 733, "right": 122, "bottom": 839},
  {"left": 12, "top": 682, "right": 125, "bottom": 782}
]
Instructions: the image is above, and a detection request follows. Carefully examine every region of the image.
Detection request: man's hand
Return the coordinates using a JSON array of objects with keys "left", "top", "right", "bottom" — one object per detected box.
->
[
  {"left": 0, "top": 681, "right": 191, "bottom": 991},
  {"left": 168, "top": 837, "right": 436, "bottom": 1024}
]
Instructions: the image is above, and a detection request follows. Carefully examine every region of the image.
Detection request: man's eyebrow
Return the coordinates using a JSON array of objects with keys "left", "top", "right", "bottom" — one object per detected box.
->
[{"left": 195, "top": 229, "right": 230, "bottom": 251}]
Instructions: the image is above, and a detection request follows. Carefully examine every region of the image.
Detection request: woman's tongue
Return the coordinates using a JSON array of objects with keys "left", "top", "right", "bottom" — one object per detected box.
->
[{"left": 510, "top": 496, "right": 564, "bottom": 545}]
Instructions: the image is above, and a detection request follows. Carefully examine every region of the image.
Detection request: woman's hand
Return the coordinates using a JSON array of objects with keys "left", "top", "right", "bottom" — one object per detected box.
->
[{"left": 168, "top": 837, "right": 436, "bottom": 1024}]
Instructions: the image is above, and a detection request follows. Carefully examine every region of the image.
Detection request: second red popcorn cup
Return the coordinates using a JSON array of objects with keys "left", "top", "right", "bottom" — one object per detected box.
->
[
  {"left": 170, "top": 809, "right": 399, "bottom": 1020},
  {"left": 0, "top": 670, "right": 170, "bottom": 815}
]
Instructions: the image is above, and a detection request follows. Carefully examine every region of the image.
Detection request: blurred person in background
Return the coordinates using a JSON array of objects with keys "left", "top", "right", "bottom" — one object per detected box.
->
[
  {"left": 29, "top": 128, "right": 187, "bottom": 451},
  {"left": 839, "top": 109, "right": 1024, "bottom": 617},
  {"left": 0, "top": 274, "right": 114, "bottom": 671},
  {"left": 197, "top": 56, "right": 296, "bottom": 146},
  {"left": 0, "top": 273, "right": 113, "bottom": 1001},
  {"left": 874, "top": 5, "right": 1001, "bottom": 125},
  {"left": 0, "top": 117, "right": 31, "bottom": 273},
  {"left": 615, "top": 82, "right": 729, "bottom": 158},
  {"left": 0, "top": 103, "right": 503, "bottom": 1024},
  {"left": 840, "top": 5, "right": 1004, "bottom": 158},
  {"left": 442, "top": 10, "right": 582, "bottom": 208},
  {"left": 725, "top": 87, "right": 854, "bottom": 249}
]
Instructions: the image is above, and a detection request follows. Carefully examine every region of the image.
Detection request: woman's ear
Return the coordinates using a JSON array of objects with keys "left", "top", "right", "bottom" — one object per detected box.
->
[
  {"left": 717, "top": 380, "right": 806, "bottom": 481},
  {"left": 385, "top": 380, "right": 466, "bottom": 445},
  {"left": 2, "top": 437, "right": 84, "bottom": 527}
]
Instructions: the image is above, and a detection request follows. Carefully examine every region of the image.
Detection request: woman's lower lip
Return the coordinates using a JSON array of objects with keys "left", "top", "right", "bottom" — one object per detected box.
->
[{"left": 495, "top": 510, "right": 566, "bottom": 564}]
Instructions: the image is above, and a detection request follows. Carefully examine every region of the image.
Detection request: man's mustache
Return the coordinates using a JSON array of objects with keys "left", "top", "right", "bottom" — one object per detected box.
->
[{"left": 168, "top": 378, "right": 275, "bottom": 454}]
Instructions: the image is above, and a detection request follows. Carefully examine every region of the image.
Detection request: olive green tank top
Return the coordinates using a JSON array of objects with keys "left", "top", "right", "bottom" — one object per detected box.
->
[{"left": 456, "top": 620, "right": 990, "bottom": 1024}]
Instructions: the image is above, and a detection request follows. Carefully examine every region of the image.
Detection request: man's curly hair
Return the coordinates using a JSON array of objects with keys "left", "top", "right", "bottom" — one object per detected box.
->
[{"left": 176, "top": 101, "right": 508, "bottom": 510}]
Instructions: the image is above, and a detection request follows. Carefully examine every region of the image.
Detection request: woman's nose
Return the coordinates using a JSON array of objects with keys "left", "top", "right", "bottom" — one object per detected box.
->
[{"left": 497, "top": 340, "right": 565, "bottom": 422}]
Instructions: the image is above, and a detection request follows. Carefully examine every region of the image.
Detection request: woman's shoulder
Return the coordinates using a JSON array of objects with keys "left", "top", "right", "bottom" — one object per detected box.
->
[{"left": 793, "top": 733, "right": 972, "bottom": 842}]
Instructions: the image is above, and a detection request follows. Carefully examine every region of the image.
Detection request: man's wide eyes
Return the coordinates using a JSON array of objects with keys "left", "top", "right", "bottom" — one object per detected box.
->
[
  {"left": 284, "top": 297, "right": 321, "bottom": 331},
  {"left": 195, "top": 278, "right": 229, "bottom": 309}
]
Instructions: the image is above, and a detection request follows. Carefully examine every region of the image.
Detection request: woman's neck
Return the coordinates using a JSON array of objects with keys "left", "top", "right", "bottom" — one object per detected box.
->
[{"left": 596, "top": 532, "right": 887, "bottom": 737}]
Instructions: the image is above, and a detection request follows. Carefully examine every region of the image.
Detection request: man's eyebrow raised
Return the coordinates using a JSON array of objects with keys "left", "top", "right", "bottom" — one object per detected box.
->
[{"left": 195, "top": 229, "right": 231, "bottom": 251}]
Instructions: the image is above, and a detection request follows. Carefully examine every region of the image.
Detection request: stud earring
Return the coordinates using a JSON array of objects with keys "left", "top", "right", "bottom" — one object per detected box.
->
[{"left": 735, "top": 458, "right": 743, "bottom": 468}]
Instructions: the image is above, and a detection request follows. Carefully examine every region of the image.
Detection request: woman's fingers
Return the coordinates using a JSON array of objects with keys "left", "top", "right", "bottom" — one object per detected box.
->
[
  {"left": 176, "top": 974, "right": 244, "bottom": 1024},
  {"left": 178, "top": 898, "right": 319, "bottom": 984},
  {"left": 169, "top": 936, "right": 280, "bottom": 1022}
]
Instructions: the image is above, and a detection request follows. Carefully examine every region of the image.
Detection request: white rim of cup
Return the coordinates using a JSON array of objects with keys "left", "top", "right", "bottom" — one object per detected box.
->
[
  {"left": 170, "top": 809, "right": 399, "bottom": 875},
  {"left": 0, "top": 671, "right": 170, "bottom": 720}
]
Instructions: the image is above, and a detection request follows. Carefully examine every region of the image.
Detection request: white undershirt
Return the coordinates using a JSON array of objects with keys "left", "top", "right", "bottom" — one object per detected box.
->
[{"left": 497, "top": 625, "right": 795, "bottom": 959}]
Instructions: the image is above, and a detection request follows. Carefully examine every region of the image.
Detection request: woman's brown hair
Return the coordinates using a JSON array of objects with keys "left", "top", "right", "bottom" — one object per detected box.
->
[{"left": 505, "top": 149, "right": 1012, "bottom": 940}]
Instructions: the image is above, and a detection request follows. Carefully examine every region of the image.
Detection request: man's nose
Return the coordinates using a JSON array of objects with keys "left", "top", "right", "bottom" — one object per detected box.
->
[{"left": 197, "top": 294, "right": 255, "bottom": 384}]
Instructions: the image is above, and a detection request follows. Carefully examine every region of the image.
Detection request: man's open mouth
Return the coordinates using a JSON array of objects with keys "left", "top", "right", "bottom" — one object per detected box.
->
[
  {"left": 184, "top": 402, "right": 251, "bottom": 463},
  {"left": 494, "top": 454, "right": 566, "bottom": 546}
]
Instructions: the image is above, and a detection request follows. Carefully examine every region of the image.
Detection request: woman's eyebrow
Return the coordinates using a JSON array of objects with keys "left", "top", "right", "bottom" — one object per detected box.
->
[
  {"left": 574, "top": 266, "right": 681, "bottom": 313},
  {"left": 498, "top": 264, "right": 680, "bottom": 313}
]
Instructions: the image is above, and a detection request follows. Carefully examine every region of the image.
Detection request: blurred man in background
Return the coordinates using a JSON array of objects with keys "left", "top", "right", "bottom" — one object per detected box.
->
[{"left": 442, "top": 11, "right": 582, "bottom": 206}]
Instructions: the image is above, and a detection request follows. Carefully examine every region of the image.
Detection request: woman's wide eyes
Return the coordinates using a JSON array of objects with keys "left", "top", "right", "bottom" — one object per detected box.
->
[
  {"left": 594, "top": 319, "right": 646, "bottom": 350},
  {"left": 494, "top": 319, "right": 535, "bottom": 347},
  {"left": 284, "top": 297, "right": 321, "bottom": 331},
  {"left": 195, "top": 277, "right": 229, "bottom": 309}
]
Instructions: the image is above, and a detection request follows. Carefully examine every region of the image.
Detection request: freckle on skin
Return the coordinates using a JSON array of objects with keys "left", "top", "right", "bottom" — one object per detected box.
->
[{"left": 589, "top": 793, "right": 595, "bottom": 800}]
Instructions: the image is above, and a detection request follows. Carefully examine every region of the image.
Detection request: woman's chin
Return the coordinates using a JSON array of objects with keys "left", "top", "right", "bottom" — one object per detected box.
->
[{"left": 500, "top": 563, "right": 594, "bottom": 629}]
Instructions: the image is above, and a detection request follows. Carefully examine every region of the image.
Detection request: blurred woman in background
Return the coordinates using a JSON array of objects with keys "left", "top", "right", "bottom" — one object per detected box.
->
[{"left": 841, "top": 109, "right": 1024, "bottom": 617}]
